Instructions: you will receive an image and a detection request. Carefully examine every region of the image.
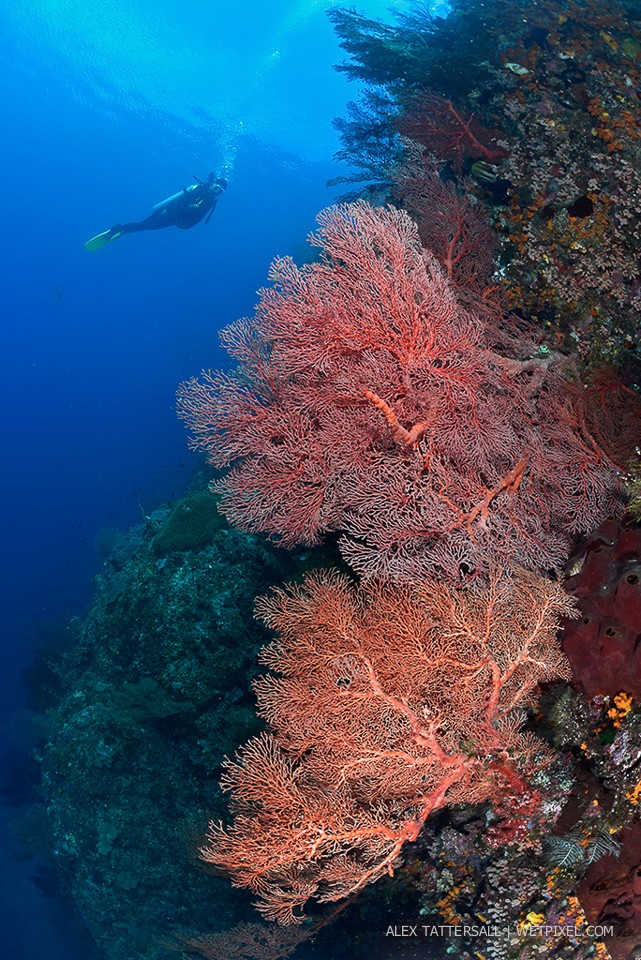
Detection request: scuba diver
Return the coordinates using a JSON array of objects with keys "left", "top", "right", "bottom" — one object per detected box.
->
[{"left": 84, "top": 173, "right": 227, "bottom": 251}]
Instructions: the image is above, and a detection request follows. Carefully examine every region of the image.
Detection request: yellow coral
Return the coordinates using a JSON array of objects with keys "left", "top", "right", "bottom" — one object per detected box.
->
[
  {"left": 524, "top": 911, "right": 545, "bottom": 926},
  {"left": 626, "top": 777, "right": 641, "bottom": 804},
  {"left": 595, "top": 942, "right": 613, "bottom": 959},
  {"left": 599, "top": 31, "right": 618, "bottom": 52},
  {"left": 613, "top": 691, "right": 633, "bottom": 714}
]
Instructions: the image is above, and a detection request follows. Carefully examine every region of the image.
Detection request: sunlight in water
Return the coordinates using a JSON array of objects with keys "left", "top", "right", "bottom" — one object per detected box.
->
[
  {"left": 1, "top": 0, "right": 339, "bottom": 153},
  {"left": 2, "top": 0, "right": 448, "bottom": 158}
]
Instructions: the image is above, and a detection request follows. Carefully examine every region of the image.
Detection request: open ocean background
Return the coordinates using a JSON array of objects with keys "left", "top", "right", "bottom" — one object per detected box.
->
[{"left": 0, "top": 2, "right": 446, "bottom": 956}]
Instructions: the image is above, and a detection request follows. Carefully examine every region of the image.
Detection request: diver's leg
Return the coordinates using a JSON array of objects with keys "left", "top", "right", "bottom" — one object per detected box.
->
[
  {"left": 118, "top": 209, "right": 170, "bottom": 233},
  {"left": 85, "top": 205, "right": 174, "bottom": 251}
]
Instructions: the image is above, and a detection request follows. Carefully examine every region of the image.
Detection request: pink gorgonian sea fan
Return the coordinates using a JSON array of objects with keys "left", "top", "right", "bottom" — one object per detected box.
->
[
  {"left": 201, "top": 567, "right": 574, "bottom": 924},
  {"left": 177, "top": 201, "right": 625, "bottom": 583}
]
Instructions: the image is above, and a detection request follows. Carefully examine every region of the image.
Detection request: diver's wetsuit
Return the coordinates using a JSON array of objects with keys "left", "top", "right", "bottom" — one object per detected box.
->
[
  {"left": 111, "top": 178, "right": 226, "bottom": 236},
  {"left": 85, "top": 175, "right": 227, "bottom": 250}
]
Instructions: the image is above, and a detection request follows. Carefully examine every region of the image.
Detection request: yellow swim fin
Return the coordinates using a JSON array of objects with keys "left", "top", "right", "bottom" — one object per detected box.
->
[{"left": 84, "top": 228, "right": 122, "bottom": 252}]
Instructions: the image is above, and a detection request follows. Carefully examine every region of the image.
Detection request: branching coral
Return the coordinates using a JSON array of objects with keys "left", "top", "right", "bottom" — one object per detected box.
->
[
  {"left": 178, "top": 202, "right": 626, "bottom": 583},
  {"left": 202, "top": 567, "right": 573, "bottom": 924}
]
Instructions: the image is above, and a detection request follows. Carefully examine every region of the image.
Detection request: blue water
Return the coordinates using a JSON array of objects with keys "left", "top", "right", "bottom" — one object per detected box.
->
[{"left": 0, "top": 1, "right": 454, "bottom": 956}]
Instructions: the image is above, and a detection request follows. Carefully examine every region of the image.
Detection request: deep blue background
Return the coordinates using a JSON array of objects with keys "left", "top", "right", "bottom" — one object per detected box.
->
[{"left": 0, "top": 1, "right": 448, "bottom": 956}]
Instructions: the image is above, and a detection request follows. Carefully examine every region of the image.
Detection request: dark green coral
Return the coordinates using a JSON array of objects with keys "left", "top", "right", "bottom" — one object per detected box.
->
[
  {"left": 30, "top": 488, "right": 302, "bottom": 960},
  {"left": 151, "top": 489, "right": 225, "bottom": 555}
]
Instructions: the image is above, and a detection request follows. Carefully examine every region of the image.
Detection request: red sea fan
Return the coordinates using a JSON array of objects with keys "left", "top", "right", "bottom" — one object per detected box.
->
[
  {"left": 182, "top": 923, "right": 309, "bottom": 960},
  {"left": 177, "top": 201, "right": 625, "bottom": 582},
  {"left": 397, "top": 90, "right": 508, "bottom": 172},
  {"left": 201, "top": 568, "right": 574, "bottom": 924},
  {"left": 389, "top": 139, "right": 502, "bottom": 315},
  {"left": 578, "top": 368, "right": 641, "bottom": 470}
]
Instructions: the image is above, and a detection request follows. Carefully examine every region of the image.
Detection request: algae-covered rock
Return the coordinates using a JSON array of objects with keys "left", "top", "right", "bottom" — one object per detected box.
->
[
  {"left": 32, "top": 486, "right": 303, "bottom": 960},
  {"left": 151, "top": 489, "right": 224, "bottom": 555}
]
